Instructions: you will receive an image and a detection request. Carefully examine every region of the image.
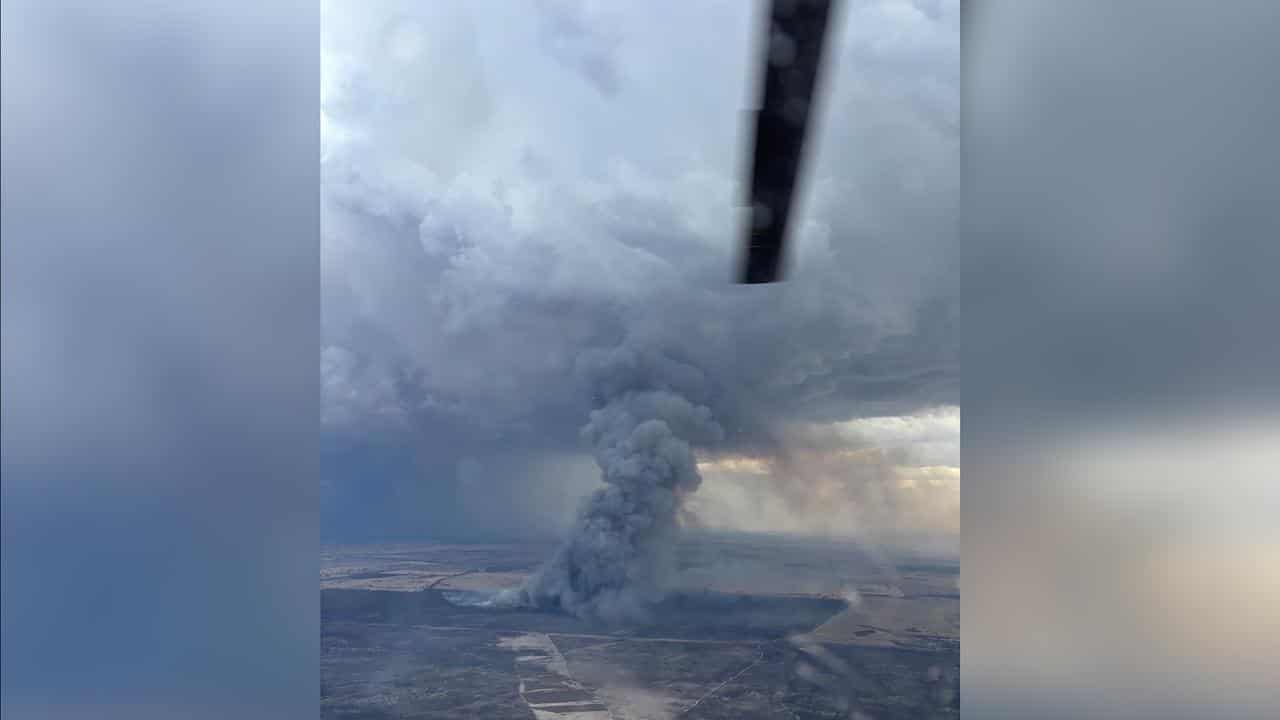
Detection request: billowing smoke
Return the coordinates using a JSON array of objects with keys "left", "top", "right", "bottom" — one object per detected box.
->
[
  {"left": 320, "top": 1, "right": 960, "bottom": 550},
  {"left": 504, "top": 348, "right": 724, "bottom": 620}
]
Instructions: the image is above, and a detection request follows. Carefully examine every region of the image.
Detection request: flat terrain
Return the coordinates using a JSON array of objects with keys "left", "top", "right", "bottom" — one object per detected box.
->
[{"left": 322, "top": 535, "right": 958, "bottom": 719}]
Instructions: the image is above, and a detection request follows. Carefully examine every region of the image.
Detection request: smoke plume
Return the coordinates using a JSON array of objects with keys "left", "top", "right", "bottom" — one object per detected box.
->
[
  {"left": 507, "top": 349, "right": 724, "bottom": 620},
  {"left": 320, "top": 1, "right": 960, "bottom": 548}
]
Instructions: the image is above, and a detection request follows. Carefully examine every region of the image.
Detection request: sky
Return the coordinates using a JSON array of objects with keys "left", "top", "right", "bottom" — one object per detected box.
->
[{"left": 320, "top": 0, "right": 960, "bottom": 548}]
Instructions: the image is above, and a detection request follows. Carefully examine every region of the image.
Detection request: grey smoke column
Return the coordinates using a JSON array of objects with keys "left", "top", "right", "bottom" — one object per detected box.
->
[{"left": 515, "top": 347, "right": 724, "bottom": 620}]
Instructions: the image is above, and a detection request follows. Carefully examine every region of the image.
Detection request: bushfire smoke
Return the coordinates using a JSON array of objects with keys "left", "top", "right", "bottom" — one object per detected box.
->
[
  {"left": 320, "top": 1, "right": 959, "bottom": 556},
  {"left": 505, "top": 349, "right": 724, "bottom": 620}
]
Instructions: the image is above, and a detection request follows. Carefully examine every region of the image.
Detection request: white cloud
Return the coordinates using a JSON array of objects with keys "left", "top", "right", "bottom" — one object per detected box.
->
[{"left": 833, "top": 405, "right": 960, "bottom": 466}]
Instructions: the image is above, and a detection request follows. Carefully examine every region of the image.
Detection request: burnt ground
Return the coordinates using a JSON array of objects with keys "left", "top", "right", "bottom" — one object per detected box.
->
[{"left": 322, "top": 539, "right": 959, "bottom": 719}]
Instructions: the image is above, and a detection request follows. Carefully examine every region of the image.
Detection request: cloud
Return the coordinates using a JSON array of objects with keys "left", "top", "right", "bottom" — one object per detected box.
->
[
  {"left": 534, "top": 0, "right": 623, "bottom": 96},
  {"left": 831, "top": 404, "right": 959, "bottom": 466},
  {"left": 690, "top": 405, "right": 960, "bottom": 548},
  {"left": 320, "top": 0, "right": 959, "bottom": 541}
]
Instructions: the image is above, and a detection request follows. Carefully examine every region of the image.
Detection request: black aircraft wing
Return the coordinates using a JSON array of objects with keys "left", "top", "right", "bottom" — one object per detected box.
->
[{"left": 738, "top": 0, "right": 839, "bottom": 284}]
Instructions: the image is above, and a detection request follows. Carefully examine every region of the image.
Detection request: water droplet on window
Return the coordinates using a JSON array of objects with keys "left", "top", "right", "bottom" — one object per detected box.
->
[
  {"left": 770, "top": 29, "right": 796, "bottom": 67},
  {"left": 753, "top": 203, "right": 774, "bottom": 229}
]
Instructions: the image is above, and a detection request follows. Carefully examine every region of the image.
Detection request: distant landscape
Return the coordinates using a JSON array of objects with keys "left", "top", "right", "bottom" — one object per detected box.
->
[{"left": 322, "top": 534, "right": 958, "bottom": 719}]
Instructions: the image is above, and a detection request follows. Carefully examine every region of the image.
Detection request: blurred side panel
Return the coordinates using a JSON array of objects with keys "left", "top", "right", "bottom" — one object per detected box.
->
[
  {"left": 1, "top": 0, "right": 318, "bottom": 718},
  {"left": 964, "top": 1, "right": 1280, "bottom": 718}
]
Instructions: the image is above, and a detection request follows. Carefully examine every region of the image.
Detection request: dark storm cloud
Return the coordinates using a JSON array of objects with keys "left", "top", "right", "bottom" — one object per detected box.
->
[
  {"left": 325, "top": 0, "right": 957, "bottom": 443},
  {"left": 321, "top": 0, "right": 959, "bottom": 539}
]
